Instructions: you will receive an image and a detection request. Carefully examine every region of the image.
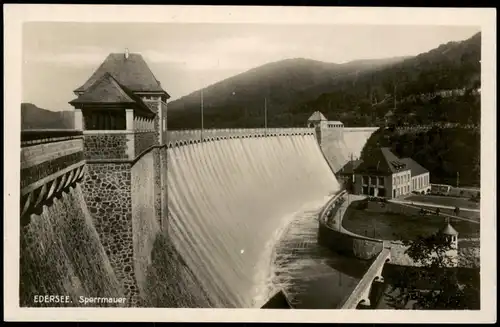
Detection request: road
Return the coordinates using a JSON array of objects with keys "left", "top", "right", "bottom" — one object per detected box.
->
[
  {"left": 391, "top": 199, "right": 480, "bottom": 213},
  {"left": 389, "top": 200, "right": 480, "bottom": 224}
]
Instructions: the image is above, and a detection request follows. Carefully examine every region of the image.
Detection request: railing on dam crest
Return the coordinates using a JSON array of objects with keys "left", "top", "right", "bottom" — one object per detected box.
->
[
  {"left": 20, "top": 130, "right": 86, "bottom": 222},
  {"left": 167, "top": 128, "right": 315, "bottom": 147}
]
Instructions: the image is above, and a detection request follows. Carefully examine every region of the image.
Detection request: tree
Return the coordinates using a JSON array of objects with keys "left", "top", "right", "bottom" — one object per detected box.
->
[{"left": 383, "top": 232, "right": 480, "bottom": 310}]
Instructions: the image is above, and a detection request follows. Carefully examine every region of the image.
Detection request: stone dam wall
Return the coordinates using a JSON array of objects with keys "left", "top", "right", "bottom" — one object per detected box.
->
[{"left": 19, "top": 126, "right": 376, "bottom": 307}]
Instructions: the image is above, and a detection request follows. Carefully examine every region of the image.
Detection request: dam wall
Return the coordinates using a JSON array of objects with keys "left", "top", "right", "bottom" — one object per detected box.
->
[
  {"left": 167, "top": 126, "right": 378, "bottom": 174},
  {"left": 131, "top": 148, "right": 213, "bottom": 307},
  {"left": 166, "top": 134, "right": 341, "bottom": 307},
  {"left": 315, "top": 126, "right": 379, "bottom": 173},
  {"left": 20, "top": 130, "right": 125, "bottom": 307},
  {"left": 20, "top": 127, "right": 346, "bottom": 308}
]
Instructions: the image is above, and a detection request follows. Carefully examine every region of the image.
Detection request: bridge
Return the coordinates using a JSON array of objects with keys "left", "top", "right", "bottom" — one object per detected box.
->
[{"left": 340, "top": 247, "right": 391, "bottom": 308}]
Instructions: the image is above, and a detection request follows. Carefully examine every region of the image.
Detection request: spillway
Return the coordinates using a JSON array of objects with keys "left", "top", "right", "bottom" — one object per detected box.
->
[{"left": 166, "top": 134, "right": 341, "bottom": 308}]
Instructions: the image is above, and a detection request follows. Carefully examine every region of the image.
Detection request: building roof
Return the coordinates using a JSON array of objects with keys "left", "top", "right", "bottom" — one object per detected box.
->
[
  {"left": 328, "top": 120, "right": 344, "bottom": 125},
  {"left": 401, "top": 157, "right": 429, "bottom": 177},
  {"left": 69, "top": 73, "right": 155, "bottom": 117},
  {"left": 354, "top": 147, "right": 409, "bottom": 175},
  {"left": 74, "top": 53, "right": 170, "bottom": 97},
  {"left": 307, "top": 111, "right": 327, "bottom": 122},
  {"left": 439, "top": 222, "right": 458, "bottom": 236},
  {"left": 338, "top": 159, "right": 363, "bottom": 175},
  {"left": 70, "top": 73, "right": 136, "bottom": 104}
]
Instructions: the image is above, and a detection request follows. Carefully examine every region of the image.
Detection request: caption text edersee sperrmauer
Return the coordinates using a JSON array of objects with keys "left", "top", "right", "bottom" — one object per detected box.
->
[{"left": 33, "top": 295, "right": 127, "bottom": 305}]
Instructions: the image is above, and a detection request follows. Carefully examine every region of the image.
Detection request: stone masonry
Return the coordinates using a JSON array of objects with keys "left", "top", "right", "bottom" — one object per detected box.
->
[
  {"left": 144, "top": 100, "right": 160, "bottom": 143},
  {"left": 153, "top": 148, "right": 162, "bottom": 226},
  {"left": 134, "top": 132, "right": 158, "bottom": 157},
  {"left": 82, "top": 163, "right": 140, "bottom": 305},
  {"left": 84, "top": 134, "right": 128, "bottom": 160}
]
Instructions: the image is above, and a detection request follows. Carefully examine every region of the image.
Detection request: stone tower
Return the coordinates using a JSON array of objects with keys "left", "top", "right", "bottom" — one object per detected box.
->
[
  {"left": 306, "top": 111, "right": 344, "bottom": 146},
  {"left": 69, "top": 51, "right": 170, "bottom": 305}
]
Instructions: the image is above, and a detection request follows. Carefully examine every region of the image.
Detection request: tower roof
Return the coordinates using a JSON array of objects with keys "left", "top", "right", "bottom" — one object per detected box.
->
[
  {"left": 69, "top": 72, "right": 155, "bottom": 117},
  {"left": 70, "top": 72, "right": 136, "bottom": 104},
  {"left": 439, "top": 222, "right": 458, "bottom": 236},
  {"left": 307, "top": 111, "right": 327, "bottom": 122},
  {"left": 74, "top": 53, "right": 170, "bottom": 97}
]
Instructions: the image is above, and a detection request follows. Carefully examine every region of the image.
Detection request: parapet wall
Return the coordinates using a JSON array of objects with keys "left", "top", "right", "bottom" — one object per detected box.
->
[
  {"left": 317, "top": 192, "right": 384, "bottom": 260},
  {"left": 20, "top": 130, "right": 86, "bottom": 223},
  {"left": 317, "top": 193, "right": 453, "bottom": 267},
  {"left": 167, "top": 128, "right": 315, "bottom": 146}
]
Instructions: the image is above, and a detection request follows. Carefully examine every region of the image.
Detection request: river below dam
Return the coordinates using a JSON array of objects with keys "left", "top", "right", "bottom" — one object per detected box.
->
[{"left": 267, "top": 196, "right": 371, "bottom": 309}]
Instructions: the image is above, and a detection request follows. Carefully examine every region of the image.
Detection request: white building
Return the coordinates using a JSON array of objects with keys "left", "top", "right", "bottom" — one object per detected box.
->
[{"left": 401, "top": 157, "right": 431, "bottom": 194}]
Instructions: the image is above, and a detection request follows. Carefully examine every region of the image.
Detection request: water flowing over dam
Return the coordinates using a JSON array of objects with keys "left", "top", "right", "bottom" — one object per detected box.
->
[{"left": 166, "top": 134, "right": 341, "bottom": 307}]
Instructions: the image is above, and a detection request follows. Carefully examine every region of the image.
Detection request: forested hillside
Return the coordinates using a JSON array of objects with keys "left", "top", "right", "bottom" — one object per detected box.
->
[
  {"left": 168, "top": 32, "right": 480, "bottom": 129},
  {"left": 293, "top": 32, "right": 481, "bottom": 127},
  {"left": 361, "top": 127, "right": 480, "bottom": 187},
  {"left": 21, "top": 103, "right": 74, "bottom": 130},
  {"left": 167, "top": 57, "right": 407, "bottom": 129}
]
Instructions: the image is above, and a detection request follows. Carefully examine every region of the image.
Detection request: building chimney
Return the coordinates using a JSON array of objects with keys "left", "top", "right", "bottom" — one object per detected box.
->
[{"left": 125, "top": 48, "right": 129, "bottom": 59}]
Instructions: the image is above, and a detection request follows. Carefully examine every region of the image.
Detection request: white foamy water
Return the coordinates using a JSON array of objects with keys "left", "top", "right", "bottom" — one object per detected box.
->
[
  {"left": 268, "top": 196, "right": 369, "bottom": 309},
  {"left": 166, "top": 135, "right": 341, "bottom": 308}
]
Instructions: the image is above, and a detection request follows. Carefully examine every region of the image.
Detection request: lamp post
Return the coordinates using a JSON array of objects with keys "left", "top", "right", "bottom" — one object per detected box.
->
[
  {"left": 264, "top": 97, "right": 268, "bottom": 136},
  {"left": 200, "top": 88, "right": 204, "bottom": 141}
]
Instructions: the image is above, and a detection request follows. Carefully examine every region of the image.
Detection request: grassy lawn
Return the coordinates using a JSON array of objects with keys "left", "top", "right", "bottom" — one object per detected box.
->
[
  {"left": 406, "top": 195, "right": 479, "bottom": 210},
  {"left": 342, "top": 203, "right": 480, "bottom": 241}
]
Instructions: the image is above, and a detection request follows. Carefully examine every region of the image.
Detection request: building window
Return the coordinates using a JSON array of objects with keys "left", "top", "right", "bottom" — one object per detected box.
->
[
  {"left": 393, "top": 177, "right": 396, "bottom": 185},
  {"left": 378, "top": 177, "right": 384, "bottom": 186},
  {"left": 163, "top": 118, "right": 166, "bottom": 131},
  {"left": 362, "top": 176, "right": 369, "bottom": 185},
  {"left": 84, "top": 110, "right": 126, "bottom": 130},
  {"left": 370, "top": 176, "right": 377, "bottom": 185}
]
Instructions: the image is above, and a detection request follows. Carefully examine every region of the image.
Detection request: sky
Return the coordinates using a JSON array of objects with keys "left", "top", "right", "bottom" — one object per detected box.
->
[{"left": 22, "top": 22, "right": 480, "bottom": 111}]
